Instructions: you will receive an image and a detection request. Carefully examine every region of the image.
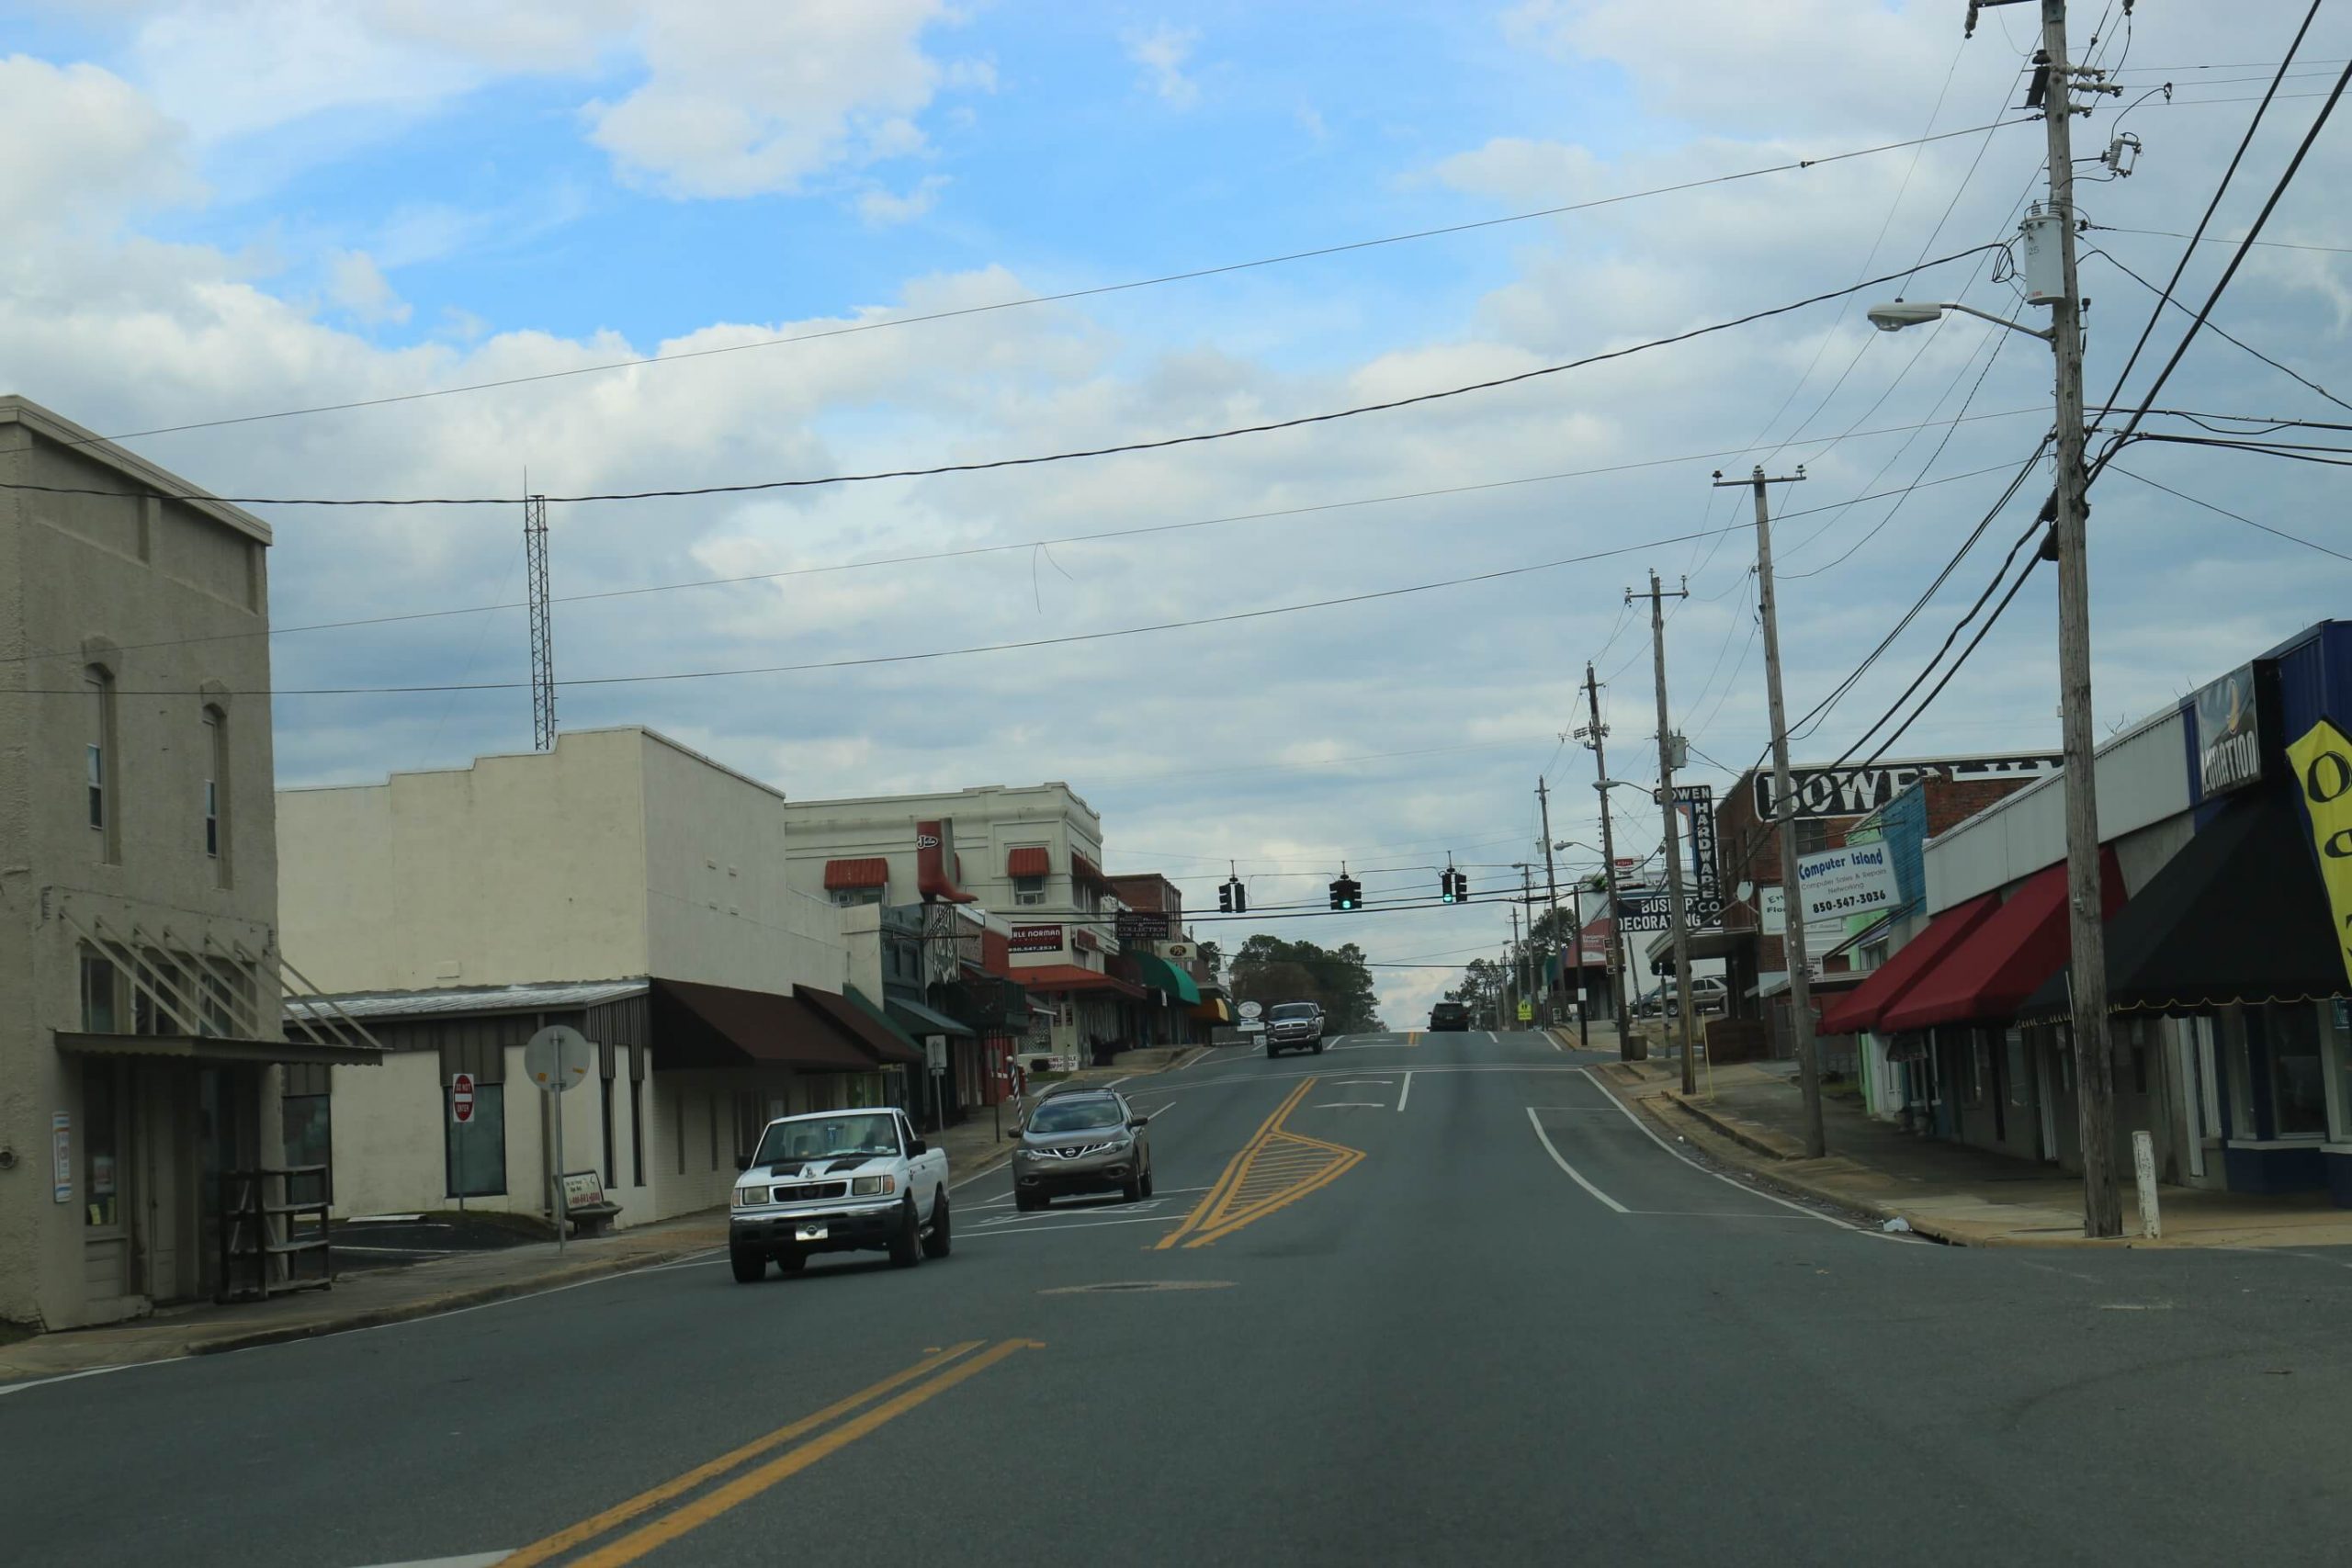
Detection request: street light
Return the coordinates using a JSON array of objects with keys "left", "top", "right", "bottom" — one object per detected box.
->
[{"left": 1865, "top": 299, "right": 2053, "bottom": 342}]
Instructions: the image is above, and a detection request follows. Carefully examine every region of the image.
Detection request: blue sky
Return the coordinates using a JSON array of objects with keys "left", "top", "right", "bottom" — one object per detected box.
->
[{"left": 6, "top": 1, "right": 2350, "bottom": 1020}]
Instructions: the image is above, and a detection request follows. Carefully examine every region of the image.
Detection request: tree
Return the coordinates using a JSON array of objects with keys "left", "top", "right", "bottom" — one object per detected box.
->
[
  {"left": 1194, "top": 939, "right": 1224, "bottom": 984},
  {"left": 1227, "top": 934, "right": 1384, "bottom": 1033},
  {"left": 1447, "top": 957, "right": 1506, "bottom": 1019}
]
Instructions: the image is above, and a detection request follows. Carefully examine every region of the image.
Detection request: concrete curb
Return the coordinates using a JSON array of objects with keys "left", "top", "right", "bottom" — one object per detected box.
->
[
  {"left": 1632, "top": 1093, "right": 1965, "bottom": 1242},
  {"left": 1668, "top": 1091, "right": 1811, "bottom": 1163}
]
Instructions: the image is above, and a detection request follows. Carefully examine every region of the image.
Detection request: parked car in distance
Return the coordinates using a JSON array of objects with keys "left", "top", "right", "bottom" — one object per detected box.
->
[
  {"left": 1264, "top": 1001, "right": 1325, "bottom": 1055},
  {"left": 1640, "top": 976, "right": 1730, "bottom": 1017},
  {"left": 728, "top": 1107, "right": 949, "bottom": 1282},
  {"left": 1012, "top": 1088, "right": 1154, "bottom": 1211},
  {"left": 1429, "top": 1000, "right": 1471, "bottom": 1032}
]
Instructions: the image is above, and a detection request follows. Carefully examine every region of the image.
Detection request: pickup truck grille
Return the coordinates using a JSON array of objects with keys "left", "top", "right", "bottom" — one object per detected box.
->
[{"left": 768, "top": 1180, "right": 850, "bottom": 1201}]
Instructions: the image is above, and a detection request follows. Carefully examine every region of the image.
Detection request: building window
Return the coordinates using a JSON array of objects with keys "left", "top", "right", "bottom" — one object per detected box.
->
[
  {"left": 84, "top": 1061, "right": 120, "bottom": 1229},
  {"left": 203, "top": 706, "right": 231, "bottom": 886},
  {"left": 2267, "top": 1003, "right": 2326, "bottom": 1137},
  {"left": 85, "top": 666, "right": 118, "bottom": 862},
  {"left": 446, "top": 1082, "right": 506, "bottom": 1197},
  {"left": 134, "top": 953, "right": 184, "bottom": 1036},
  {"left": 629, "top": 1055, "right": 646, "bottom": 1190},
  {"left": 831, "top": 887, "right": 882, "bottom": 908},
  {"left": 1013, "top": 874, "right": 1047, "bottom": 907},
  {"left": 80, "top": 951, "right": 119, "bottom": 1033}
]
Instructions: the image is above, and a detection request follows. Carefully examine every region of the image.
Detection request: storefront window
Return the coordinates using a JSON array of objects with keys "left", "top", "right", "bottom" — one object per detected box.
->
[
  {"left": 2006, "top": 1029, "right": 2030, "bottom": 1108},
  {"left": 80, "top": 952, "right": 119, "bottom": 1033},
  {"left": 446, "top": 1082, "right": 506, "bottom": 1197},
  {"left": 2267, "top": 1003, "right": 2327, "bottom": 1137},
  {"left": 84, "top": 1062, "right": 119, "bottom": 1228},
  {"left": 2329, "top": 1001, "right": 2352, "bottom": 1143}
]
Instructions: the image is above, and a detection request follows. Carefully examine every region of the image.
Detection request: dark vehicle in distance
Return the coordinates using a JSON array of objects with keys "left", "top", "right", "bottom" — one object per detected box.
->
[{"left": 1429, "top": 1001, "right": 1471, "bottom": 1032}]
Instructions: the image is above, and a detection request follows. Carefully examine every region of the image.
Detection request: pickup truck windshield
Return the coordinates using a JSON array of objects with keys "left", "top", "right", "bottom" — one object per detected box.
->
[
  {"left": 1268, "top": 1004, "right": 1317, "bottom": 1020},
  {"left": 1028, "top": 1099, "right": 1125, "bottom": 1133},
  {"left": 752, "top": 1113, "right": 899, "bottom": 1165}
]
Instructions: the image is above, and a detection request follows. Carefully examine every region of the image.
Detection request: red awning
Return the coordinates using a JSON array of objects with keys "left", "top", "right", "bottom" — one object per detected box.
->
[
  {"left": 1878, "top": 849, "right": 2125, "bottom": 1032},
  {"left": 1815, "top": 894, "right": 1998, "bottom": 1036},
  {"left": 1007, "top": 847, "right": 1050, "bottom": 877},
  {"left": 1070, "top": 852, "right": 1109, "bottom": 890},
  {"left": 1011, "top": 964, "right": 1147, "bottom": 999},
  {"left": 822, "top": 857, "right": 889, "bottom": 891}
]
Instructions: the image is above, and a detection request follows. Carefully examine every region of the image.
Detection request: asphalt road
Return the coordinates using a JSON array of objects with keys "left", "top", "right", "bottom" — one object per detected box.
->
[{"left": 10, "top": 1028, "right": 2352, "bottom": 1566}]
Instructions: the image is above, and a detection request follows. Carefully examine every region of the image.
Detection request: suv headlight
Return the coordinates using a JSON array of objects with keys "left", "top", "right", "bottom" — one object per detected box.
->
[
  {"left": 851, "top": 1174, "right": 898, "bottom": 1197},
  {"left": 732, "top": 1186, "right": 768, "bottom": 1209}
]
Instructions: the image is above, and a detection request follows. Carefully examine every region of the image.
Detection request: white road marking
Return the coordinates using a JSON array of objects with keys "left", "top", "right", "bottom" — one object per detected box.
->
[
  {"left": 1627, "top": 1211, "right": 1816, "bottom": 1220},
  {"left": 960, "top": 1213, "right": 1178, "bottom": 1236},
  {"left": 346, "top": 1553, "right": 513, "bottom": 1567},
  {"left": 1398, "top": 1071, "right": 1413, "bottom": 1113},
  {"left": 1329, "top": 1079, "right": 1395, "bottom": 1087},
  {"left": 1525, "top": 1107, "right": 1628, "bottom": 1214},
  {"left": 638, "top": 1247, "right": 726, "bottom": 1272},
  {"left": 1309, "top": 1101, "right": 1386, "bottom": 1110},
  {"left": 1573, "top": 1067, "right": 1908, "bottom": 1239},
  {"left": 0, "top": 1363, "right": 144, "bottom": 1400}
]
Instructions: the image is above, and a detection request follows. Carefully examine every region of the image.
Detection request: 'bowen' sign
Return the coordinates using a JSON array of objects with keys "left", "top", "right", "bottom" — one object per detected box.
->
[{"left": 1752, "top": 754, "right": 2063, "bottom": 823}]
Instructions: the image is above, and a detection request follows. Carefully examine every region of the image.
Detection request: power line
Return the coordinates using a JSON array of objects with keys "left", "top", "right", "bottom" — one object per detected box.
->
[
  {"left": 2083, "top": 245, "right": 2352, "bottom": 413},
  {"left": 2086, "top": 225, "right": 2352, "bottom": 256},
  {"left": 66, "top": 123, "right": 2039, "bottom": 450},
  {"left": 2107, "top": 466, "right": 2352, "bottom": 563},
  {"left": 1, "top": 247, "right": 2008, "bottom": 510}
]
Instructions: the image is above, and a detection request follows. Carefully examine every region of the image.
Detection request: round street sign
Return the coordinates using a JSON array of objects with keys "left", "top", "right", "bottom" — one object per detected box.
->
[
  {"left": 1238, "top": 1000, "right": 1263, "bottom": 1021},
  {"left": 524, "top": 1025, "right": 595, "bottom": 1093},
  {"left": 451, "top": 1071, "right": 476, "bottom": 1124}
]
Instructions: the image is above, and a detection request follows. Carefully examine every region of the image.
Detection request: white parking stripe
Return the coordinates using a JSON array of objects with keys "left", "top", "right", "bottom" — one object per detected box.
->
[
  {"left": 1398, "top": 1070, "right": 1413, "bottom": 1113},
  {"left": 1525, "top": 1107, "right": 1628, "bottom": 1213}
]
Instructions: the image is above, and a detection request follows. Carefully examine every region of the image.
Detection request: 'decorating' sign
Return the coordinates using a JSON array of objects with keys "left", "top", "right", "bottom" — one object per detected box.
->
[
  {"left": 2286, "top": 717, "right": 2352, "bottom": 990},
  {"left": 2194, "top": 663, "right": 2262, "bottom": 797},
  {"left": 1010, "top": 922, "right": 1064, "bottom": 953},
  {"left": 1794, "top": 842, "right": 1899, "bottom": 922}
]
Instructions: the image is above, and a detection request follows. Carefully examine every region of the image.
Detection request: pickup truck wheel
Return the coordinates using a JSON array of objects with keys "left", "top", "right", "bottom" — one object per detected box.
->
[
  {"left": 888, "top": 1197, "right": 924, "bottom": 1268},
  {"left": 729, "top": 1246, "right": 766, "bottom": 1284},
  {"left": 1310, "top": 1039, "right": 1325, "bottom": 1055},
  {"left": 921, "top": 1189, "right": 952, "bottom": 1258},
  {"left": 775, "top": 1247, "right": 806, "bottom": 1274}
]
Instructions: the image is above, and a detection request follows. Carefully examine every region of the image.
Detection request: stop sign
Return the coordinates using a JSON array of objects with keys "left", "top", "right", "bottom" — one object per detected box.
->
[{"left": 451, "top": 1071, "right": 476, "bottom": 1124}]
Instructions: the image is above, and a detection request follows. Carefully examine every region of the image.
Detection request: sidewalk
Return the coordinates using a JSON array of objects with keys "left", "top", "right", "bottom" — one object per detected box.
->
[{"left": 1608, "top": 1056, "right": 2352, "bottom": 1250}]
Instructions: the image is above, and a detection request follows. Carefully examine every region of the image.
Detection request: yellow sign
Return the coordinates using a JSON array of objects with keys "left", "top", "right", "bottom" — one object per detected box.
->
[
  {"left": 2285, "top": 717, "right": 2352, "bottom": 990},
  {"left": 1516, "top": 999, "right": 1533, "bottom": 1022}
]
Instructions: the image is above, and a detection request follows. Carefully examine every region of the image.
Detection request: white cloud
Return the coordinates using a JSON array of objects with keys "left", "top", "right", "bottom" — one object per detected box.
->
[
  {"left": 857, "top": 174, "right": 949, "bottom": 226},
  {"left": 0, "top": 54, "right": 200, "bottom": 228},
  {"left": 322, "top": 248, "right": 411, "bottom": 325},
  {"left": 1125, "top": 23, "right": 1200, "bottom": 110},
  {"left": 587, "top": 0, "right": 954, "bottom": 197}
]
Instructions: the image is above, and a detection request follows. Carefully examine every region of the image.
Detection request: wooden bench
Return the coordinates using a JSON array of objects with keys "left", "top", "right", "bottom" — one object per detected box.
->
[{"left": 559, "top": 1171, "right": 623, "bottom": 1238}]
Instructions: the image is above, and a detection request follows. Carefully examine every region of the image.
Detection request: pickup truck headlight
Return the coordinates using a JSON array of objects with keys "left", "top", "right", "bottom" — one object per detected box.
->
[
  {"left": 851, "top": 1174, "right": 898, "bottom": 1197},
  {"left": 732, "top": 1186, "right": 768, "bottom": 1209}
]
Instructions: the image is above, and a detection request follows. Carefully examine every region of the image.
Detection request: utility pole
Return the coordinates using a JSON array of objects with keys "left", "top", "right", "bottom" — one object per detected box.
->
[
  {"left": 1519, "top": 863, "right": 1539, "bottom": 1024},
  {"left": 2037, "top": 0, "right": 2121, "bottom": 1238},
  {"left": 1538, "top": 779, "right": 1567, "bottom": 1035},
  {"left": 1718, "top": 465, "right": 1825, "bottom": 1156},
  {"left": 1582, "top": 662, "right": 1635, "bottom": 1058},
  {"left": 1633, "top": 570, "right": 1699, "bottom": 1095},
  {"left": 1507, "top": 907, "right": 1522, "bottom": 1030}
]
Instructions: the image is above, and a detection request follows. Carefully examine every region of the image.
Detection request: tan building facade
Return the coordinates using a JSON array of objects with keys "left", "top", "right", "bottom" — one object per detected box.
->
[{"left": 0, "top": 397, "right": 374, "bottom": 1331}]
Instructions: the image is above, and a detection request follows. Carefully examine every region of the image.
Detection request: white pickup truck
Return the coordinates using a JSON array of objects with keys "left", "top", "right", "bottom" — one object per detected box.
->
[{"left": 728, "top": 1106, "right": 950, "bottom": 1282}]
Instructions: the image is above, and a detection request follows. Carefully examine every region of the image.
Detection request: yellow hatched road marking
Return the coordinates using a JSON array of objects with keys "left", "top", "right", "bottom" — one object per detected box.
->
[{"left": 1154, "top": 1075, "right": 1366, "bottom": 1251}]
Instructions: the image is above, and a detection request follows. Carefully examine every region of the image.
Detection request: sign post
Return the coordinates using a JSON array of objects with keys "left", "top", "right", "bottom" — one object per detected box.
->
[
  {"left": 524, "top": 1025, "right": 594, "bottom": 1253},
  {"left": 451, "top": 1072, "right": 475, "bottom": 1222}
]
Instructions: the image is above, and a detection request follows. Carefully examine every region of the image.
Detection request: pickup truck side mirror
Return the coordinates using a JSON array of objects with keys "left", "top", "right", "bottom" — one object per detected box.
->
[{"left": 908, "top": 1138, "right": 928, "bottom": 1156}]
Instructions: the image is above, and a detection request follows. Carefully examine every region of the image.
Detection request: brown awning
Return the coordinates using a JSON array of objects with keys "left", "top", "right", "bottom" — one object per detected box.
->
[
  {"left": 822, "top": 857, "right": 889, "bottom": 891},
  {"left": 1007, "top": 846, "right": 1051, "bottom": 876},
  {"left": 798, "top": 987, "right": 926, "bottom": 1066},
  {"left": 650, "top": 979, "right": 879, "bottom": 1072},
  {"left": 55, "top": 1032, "right": 381, "bottom": 1067}
]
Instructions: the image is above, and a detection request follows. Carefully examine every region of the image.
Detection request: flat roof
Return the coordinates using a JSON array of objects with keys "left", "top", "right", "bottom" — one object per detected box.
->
[{"left": 1, "top": 395, "right": 273, "bottom": 546}]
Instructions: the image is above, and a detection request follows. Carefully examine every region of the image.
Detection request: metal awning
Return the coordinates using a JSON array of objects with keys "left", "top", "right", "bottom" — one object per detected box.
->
[
  {"left": 801, "top": 986, "right": 926, "bottom": 1066},
  {"left": 650, "top": 979, "right": 879, "bottom": 1071},
  {"left": 1131, "top": 952, "right": 1203, "bottom": 1006},
  {"left": 885, "top": 993, "right": 974, "bottom": 1040},
  {"left": 56, "top": 1031, "right": 381, "bottom": 1067}
]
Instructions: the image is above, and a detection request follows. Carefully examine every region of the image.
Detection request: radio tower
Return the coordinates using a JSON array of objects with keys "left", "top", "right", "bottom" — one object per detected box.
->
[{"left": 525, "top": 493, "right": 556, "bottom": 750}]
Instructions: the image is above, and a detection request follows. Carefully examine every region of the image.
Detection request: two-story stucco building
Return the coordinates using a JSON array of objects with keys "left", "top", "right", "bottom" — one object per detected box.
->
[
  {"left": 276, "top": 727, "right": 919, "bottom": 1229},
  {"left": 0, "top": 397, "right": 378, "bottom": 1331}
]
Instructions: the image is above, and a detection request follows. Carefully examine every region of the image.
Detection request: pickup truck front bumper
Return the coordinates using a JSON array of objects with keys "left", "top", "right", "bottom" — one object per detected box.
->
[{"left": 730, "top": 1202, "right": 899, "bottom": 1255}]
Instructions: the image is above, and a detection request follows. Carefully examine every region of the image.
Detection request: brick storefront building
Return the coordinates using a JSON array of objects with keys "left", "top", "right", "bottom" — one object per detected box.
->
[{"left": 1712, "top": 755, "right": 2063, "bottom": 1034}]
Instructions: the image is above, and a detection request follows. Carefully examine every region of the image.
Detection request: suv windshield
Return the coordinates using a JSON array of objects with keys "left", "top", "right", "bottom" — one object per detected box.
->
[
  {"left": 752, "top": 1113, "right": 899, "bottom": 1165},
  {"left": 1268, "top": 1003, "right": 1317, "bottom": 1020},
  {"left": 1028, "top": 1097, "right": 1125, "bottom": 1134}
]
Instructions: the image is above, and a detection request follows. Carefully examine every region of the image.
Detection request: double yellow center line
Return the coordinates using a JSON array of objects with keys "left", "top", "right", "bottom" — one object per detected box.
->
[{"left": 503, "top": 1337, "right": 1038, "bottom": 1566}]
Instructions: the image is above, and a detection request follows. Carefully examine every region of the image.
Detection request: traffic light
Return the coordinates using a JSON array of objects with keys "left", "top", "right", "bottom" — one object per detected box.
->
[
  {"left": 1439, "top": 871, "right": 1456, "bottom": 904},
  {"left": 1232, "top": 879, "right": 1248, "bottom": 913},
  {"left": 1219, "top": 876, "right": 1247, "bottom": 913},
  {"left": 1453, "top": 870, "right": 1469, "bottom": 902},
  {"left": 1329, "top": 876, "right": 1362, "bottom": 910},
  {"left": 1218, "top": 881, "right": 1234, "bottom": 913}
]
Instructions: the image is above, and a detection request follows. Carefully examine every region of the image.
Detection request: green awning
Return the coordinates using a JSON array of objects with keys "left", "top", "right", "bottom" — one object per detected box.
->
[
  {"left": 838, "top": 985, "right": 929, "bottom": 1063},
  {"left": 1132, "top": 953, "right": 1203, "bottom": 1006},
  {"left": 885, "top": 992, "right": 975, "bottom": 1039}
]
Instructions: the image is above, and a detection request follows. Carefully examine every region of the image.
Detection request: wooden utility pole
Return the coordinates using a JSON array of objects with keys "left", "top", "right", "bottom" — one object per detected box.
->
[
  {"left": 1718, "top": 464, "right": 1826, "bottom": 1157},
  {"left": 1633, "top": 570, "right": 1699, "bottom": 1095},
  {"left": 1583, "top": 662, "right": 1636, "bottom": 1058},
  {"left": 2037, "top": 0, "right": 2121, "bottom": 1237},
  {"left": 1538, "top": 778, "right": 1569, "bottom": 1036}
]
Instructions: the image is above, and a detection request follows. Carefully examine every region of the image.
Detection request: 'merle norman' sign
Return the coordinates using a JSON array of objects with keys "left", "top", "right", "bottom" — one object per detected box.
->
[{"left": 1753, "top": 753, "right": 2062, "bottom": 822}]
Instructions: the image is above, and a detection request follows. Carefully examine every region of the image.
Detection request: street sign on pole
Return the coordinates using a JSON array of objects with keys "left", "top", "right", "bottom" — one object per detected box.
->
[
  {"left": 525, "top": 1025, "right": 593, "bottom": 1254},
  {"left": 451, "top": 1071, "right": 476, "bottom": 1124}
]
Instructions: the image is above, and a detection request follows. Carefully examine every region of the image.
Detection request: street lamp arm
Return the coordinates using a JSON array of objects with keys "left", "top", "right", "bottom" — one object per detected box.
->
[
  {"left": 1867, "top": 297, "right": 2053, "bottom": 342},
  {"left": 1939, "top": 300, "right": 2056, "bottom": 341}
]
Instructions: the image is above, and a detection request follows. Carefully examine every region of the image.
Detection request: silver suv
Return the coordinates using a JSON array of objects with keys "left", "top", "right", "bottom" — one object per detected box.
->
[
  {"left": 1264, "top": 1001, "right": 1324, "bottom": 1056},
  {"left": 1012, "top": 1089, "right": 1155, "bottom": 1211}
]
